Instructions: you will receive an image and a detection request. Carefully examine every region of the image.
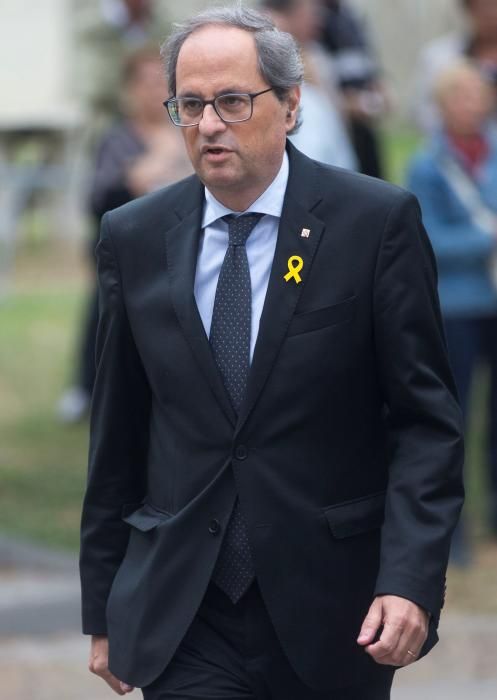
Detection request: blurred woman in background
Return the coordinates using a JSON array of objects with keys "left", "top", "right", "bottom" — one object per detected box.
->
[
  {"left": 57, "top": 47, "right": 191, "bottom": 422},
  {"left": 413, "top": 0, "right": 497, "bottom": 133},
  {"left": 408, "top": 60, "right": 497, "bottom": 563}
]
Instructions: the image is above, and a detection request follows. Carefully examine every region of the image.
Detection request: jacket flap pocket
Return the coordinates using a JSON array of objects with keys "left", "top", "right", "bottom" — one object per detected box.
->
[
  {"left": 323, "top": 491, "right": 386, "bottom": 539},
  {"left": 288, "top": 296, "right": 356, "bottom": 337},
  {"left": 121, "top": 502, "right": 171, "bottom": 532}
]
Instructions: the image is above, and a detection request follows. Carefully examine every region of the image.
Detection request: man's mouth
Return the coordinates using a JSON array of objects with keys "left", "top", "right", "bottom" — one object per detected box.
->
[
  {"left": 201, "top": 145, "right": 232, "bottom": 155},
  {"left": 201, "top": 146, "right": 233, "bottom": 163}
]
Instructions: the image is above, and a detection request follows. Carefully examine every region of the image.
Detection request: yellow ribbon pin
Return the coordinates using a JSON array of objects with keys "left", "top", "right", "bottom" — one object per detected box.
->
[{"left": 284, "top": 255, "right": 304, "bottom": 284}]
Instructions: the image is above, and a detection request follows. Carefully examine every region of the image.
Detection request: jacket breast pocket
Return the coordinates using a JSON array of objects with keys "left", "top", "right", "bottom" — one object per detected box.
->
[
  {"left": 323, "top": 491, "right": 386, "bottom": 539},
  {"left": 287, "top": 296, "right": 356, "bottom": 337},
  {"left": 121, "top": 501, "right": 173, "bottom": 532}
]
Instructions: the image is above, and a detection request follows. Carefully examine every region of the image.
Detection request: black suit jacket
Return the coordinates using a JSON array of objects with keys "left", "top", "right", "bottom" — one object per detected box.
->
[{"left": 79, "top": 143, "right": 464, "bottom": 690}]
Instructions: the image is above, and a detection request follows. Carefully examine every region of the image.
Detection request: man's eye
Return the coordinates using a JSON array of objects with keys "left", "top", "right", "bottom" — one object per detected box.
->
[
  {"left": 182, "top": 99, "right": 201, "bottom": 113},
  {"left": 219, "top": 95, "right": 245, "bottom": 108}
]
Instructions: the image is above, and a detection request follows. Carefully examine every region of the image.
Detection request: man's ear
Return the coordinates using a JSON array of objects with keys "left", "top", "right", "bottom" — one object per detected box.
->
[{"left": 285, "top": 86, "right": 301, "bottom": 132}]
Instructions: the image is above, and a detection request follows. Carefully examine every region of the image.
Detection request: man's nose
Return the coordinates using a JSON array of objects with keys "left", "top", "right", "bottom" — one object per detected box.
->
[{"left": 198, "top": 104, "right": 226, "bottom": 135}]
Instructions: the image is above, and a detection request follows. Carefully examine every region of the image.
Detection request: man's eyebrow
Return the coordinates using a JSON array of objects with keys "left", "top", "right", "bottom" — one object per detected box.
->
[
  {"left": 214, "top": 87, "right": 252, "bottom": 96},
  {"left": 176, "top": 87, "right": 252, "bottom": 99},
  {"left": 175, "top": 91, "right": 202, "bottom": 99}
]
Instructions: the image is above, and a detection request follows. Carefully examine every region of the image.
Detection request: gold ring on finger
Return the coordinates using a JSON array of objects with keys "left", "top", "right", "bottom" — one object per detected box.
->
[{"left": 406, "top": 649, "right": 416, "bottom": 658}]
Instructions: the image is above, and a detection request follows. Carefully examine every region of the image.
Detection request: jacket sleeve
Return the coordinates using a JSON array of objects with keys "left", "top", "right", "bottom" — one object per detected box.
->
[
  {"left": 79, "top": 213, "right": 151, "bottom": 635},
  {"left": 372, "top": 192, "right": 464, "bottom": 622}
]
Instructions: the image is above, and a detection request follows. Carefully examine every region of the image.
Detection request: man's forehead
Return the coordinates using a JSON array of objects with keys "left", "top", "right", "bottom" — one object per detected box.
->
[
  {"left": 176, "top": 25, "right": 261, "bottom": 90},
  {"left": 177, "top": 24, "right": 257, "bottom": 64}
]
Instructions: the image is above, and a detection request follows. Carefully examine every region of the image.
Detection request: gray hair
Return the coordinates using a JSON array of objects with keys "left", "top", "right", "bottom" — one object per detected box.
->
[{"left": 160, "top": 4, "right": 303, "bottom": 133}]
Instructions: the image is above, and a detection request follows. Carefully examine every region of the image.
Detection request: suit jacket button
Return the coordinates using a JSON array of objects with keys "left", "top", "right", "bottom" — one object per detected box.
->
[
  {"left": 234, "top": 444, "right": 248, "bottom": 460},
  {"left": 209, "top": 519, "right": 221, "bottom": 535}
]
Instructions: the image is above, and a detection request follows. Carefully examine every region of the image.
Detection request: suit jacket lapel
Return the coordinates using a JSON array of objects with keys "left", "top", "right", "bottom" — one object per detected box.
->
[
  {"left": 235, "top": 145, "right": 326, "bottom": 435},
  {"left": 165, "top": 177, "right": 237, "bottom": 426}
]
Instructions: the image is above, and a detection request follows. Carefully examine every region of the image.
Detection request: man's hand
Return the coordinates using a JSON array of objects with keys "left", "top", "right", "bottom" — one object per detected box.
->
[
  {"left": 89, "top": 635, "right": 135, "bottom": 695},
  {"left": 357, "top": 595, "right": 429, "bottom": 667}
]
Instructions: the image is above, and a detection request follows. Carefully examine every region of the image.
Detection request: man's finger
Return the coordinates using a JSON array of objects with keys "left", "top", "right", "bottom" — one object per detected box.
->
[
  {"left": 365, "top": 618, "right": 404, "bottom": 663},
  {"left": 359, "top": 595, "right": 430, "bottom": 666},
  {"left": 120, "top": 681, "right": 135, "bottom": 693},
  {"left": 403, "top": 647, "right": 419, "bottom": 665},
  {"left": 102, "top": 669, "right": 127, "bottom": 695},
  {"left": 94, "top": 666, "right": 128, "bottom": 695},
  {"left": 357, "top": 598, "right": 383, "bottom": 645},
  {"left": 387, "top": 622, "right": 427, "bottom": 667},
  {"left": 88, "top": 637, "right": 133, "bottom": 695}
]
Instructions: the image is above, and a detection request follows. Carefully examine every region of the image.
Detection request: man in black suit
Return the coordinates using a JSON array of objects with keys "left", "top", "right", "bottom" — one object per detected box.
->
[{"left": 80, "top": 6, "right": 464, "bottom": 699}]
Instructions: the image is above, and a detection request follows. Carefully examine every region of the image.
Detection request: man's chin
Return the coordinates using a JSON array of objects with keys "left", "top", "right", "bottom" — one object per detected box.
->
[{"left": 199, "top": 166, "right": 241, "bottom": 192}]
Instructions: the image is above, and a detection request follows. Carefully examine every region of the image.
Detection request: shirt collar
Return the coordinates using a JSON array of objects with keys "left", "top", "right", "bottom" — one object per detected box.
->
[{"left": 202, "top": 150, "right": 289, "bottom": 229}]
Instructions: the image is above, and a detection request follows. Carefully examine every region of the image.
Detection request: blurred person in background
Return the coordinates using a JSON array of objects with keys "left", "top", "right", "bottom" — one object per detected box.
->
[
  {"left": 59, "top": 0, "right": 172, "bottom": 420},
  {"left": 260, "top": 0, "right": 358, "bottom": 170},
  {"left": 57, "top": 47, "right": 191, "bottom": 422},
  {"left": 75, "top": 0, "right": 170, "bottom": 123},
  {"left": 319, "top": 0, "right": 388, "bottom": 178},
  {"left": 408, "top": 60, "right": 497, "bottom": 564},
  {"left": 413, "top": 0, "right": 497, "bottom": 133}
]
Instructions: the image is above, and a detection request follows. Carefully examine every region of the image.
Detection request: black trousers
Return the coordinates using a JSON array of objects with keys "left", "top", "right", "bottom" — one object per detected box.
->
[{"left": 141, "top": 580, "right": 394, "bottom": 700}]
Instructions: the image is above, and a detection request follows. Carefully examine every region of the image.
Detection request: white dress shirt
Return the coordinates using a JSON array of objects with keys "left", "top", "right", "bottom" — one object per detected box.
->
[{"left": 194, "top": 151, "right": 289, "bottom": 361}]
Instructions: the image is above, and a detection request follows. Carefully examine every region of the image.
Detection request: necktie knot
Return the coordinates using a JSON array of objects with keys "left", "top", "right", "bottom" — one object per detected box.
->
[{"left": 223, "top": 213, "right": 263, "bottom": 247}]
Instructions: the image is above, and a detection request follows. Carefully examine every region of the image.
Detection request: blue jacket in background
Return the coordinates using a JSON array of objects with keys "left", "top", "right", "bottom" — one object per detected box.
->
[{"left": 407, "top": 129, "right": 497, "bottom": 318}]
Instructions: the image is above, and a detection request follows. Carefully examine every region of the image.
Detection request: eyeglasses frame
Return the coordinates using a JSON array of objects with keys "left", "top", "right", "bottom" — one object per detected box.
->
[{"left": 163, "top": 87, "right": 275, "bottom": 127}]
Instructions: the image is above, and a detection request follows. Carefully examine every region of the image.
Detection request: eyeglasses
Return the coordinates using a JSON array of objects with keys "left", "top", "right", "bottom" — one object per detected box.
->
[{"left": 164, "top": 87, "right": 274, "bottom": 127}]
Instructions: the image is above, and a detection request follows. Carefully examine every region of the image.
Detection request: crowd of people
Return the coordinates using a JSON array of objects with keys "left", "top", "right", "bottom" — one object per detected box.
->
[{"left": 58, "top": 0, "right": 497, "bottom": 564}]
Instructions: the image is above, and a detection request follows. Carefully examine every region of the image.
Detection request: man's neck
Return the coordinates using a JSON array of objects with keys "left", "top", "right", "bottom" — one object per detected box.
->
[{"left": 208, "top": 190, "right": 266, "bottom": 213}]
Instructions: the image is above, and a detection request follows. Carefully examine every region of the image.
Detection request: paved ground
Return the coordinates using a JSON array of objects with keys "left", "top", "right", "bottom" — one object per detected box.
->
[{"left": 1, "top": 534, "right": 496, "bottom": 700}]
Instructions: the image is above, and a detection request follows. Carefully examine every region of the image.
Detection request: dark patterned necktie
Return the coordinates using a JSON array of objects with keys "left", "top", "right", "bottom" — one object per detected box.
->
[{"left": 210, "top": 212, "right": 263, "bottom": 603}]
